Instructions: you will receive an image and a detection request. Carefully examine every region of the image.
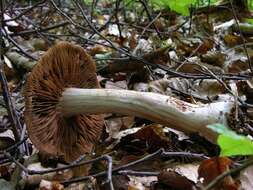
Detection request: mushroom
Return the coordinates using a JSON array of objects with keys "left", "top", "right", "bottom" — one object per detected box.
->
[
  {"left": 25, "top": 42, "right": 234, "bottom": 162},
  {"left": 25, "top": 42, "right": 104, "bottom": 162}
]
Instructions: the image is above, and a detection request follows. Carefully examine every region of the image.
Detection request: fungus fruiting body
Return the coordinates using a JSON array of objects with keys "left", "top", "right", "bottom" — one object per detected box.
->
[
  {"left": 25, "top": 42, "right": 234, "bottom": 162},
  {"left": 25, "top": 42, "right": 104, "bottom": 162}
]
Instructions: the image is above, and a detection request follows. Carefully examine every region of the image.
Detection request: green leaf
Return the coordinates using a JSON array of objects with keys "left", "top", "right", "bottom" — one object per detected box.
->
[
  {"left": 245, "top": 18, "right": 253, "bottom": 25},
  {"left": 151, "top": 0, "right": 197, "bottom": 16},
  {"left": 150, "top": 0, "right": 219, "bottom": 16},
  {"left": 207, "top": 123, "right": 253, "bottom": 156}
]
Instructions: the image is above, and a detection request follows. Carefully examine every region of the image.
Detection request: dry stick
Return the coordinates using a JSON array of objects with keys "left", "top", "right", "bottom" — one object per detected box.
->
[
  {"left": 138, "top": 0, "right": 162, "bottom": 39},
  {"left": 4, "top": 0, "right": 47, "bottom": 22},
  {"left": 10, "top": 21, "right": 69, "bottom": 37},
  {"left": 1, "top": 147, "right": 207, "bottom": 187},
  {"left": 72, "top": 0, "right": 154, "bottom": 80},
  {"left": 62, "top": 149, "right": 164, "bottom": 185},
  {"left": 175, "top": 43, "right": 203, "bottom": 71},
  {"left": 9, "top": 150, "right": 207, "bottom": 176},
  {"left": 0, "top": 0, "right": 22, "bottom": 144},
  {"left": 0, "top": 137, "right": 28, "bottom": 164},
  {"left": 118, "top": 170, "right": 160, "bottom": 176},
  {"left": 1, "top": 143, "right": 196, "bottom": 174},
  {"left": 229, "top": 0, "right": 253, "bottom": 74},
  {"left": 63, "top": 148, "right": 208, "bottom": 185},
  {"left": 2, "top": 28, "right": 37, "bottom": 61},
  {"left": 3, "top": 150, "right": 114, "bottom": 189},
  {"left": 50, "top": 0, "right": 87, "bottom": 32},
  {"left": 139, "top": 11, "right": 161, "bottom": 40}
]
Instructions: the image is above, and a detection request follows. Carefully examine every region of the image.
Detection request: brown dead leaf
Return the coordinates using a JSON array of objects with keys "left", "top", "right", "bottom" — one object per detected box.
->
[
  {"left": 117, "top": 124, "right": 171, "bottom": 154},
  {"left": 0, "top": 163, "right": 12, "bottom": 179},
  {"left": 177, "top": 39, "right": 213, "bottom": 56},
  {"left": 106, "top": 46, "right": 170, "bottom": 75},
  {"left": 192, "top": 79, "right": 226, "bottom": 98},
  {"left": 198, "top": 157, "right": 239, "bottom": 190},
  {"left": 89, "top": 45, "right": 108, "bottom": 56},
  {"left": 227, "top": 59, "right": 249, "bottom": 73},
  {"left": 129, "top": 30, "right": 137, "bottom": 50},
  {"left": 223, "top": 34, "right": 243, "bottom": 47},
  {"left": 158, "top": 170, "right": 195, "bottom": 190},
  {"left": 200, "top": 51, "right": 226, "bottom": 68},
  {"left": 198, "top": 40, "right": 214, "bottom": 54}
]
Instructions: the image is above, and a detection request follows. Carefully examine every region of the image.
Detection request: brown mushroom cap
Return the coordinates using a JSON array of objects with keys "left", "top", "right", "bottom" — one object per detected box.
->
[{"left": 25, "top": 42, "right": 104, "bottom": 162}]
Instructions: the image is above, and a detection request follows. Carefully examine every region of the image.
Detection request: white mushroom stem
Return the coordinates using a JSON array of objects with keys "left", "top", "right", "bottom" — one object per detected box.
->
[{"left": 60, "top": 88, "right": 234, "bottom": 144}]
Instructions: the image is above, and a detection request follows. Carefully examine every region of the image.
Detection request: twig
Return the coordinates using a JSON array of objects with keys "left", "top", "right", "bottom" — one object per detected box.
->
[
  {"left": 139, "top": 11, "right": 161, "bottom": 40},
  {"left": 2, "top": 28, "right": 37, "bottom": 61},
  {"left": 0, "top": 1, "right": 22, "bottom": 144},
  {"left": 229, "top": 0, "right": 253, "bottom": 74},
  {"left": 50, "top": 0, "right": 87, "bottom": 31},
  {"left": 62, "top": 149, "right": 208, "bottom": 185},
  {"left": 118, "top": 170, "right": 159, "bottom": 176},
  {"left": 0, "top": 137, "right": 28, "bottom": 164},
  {"left": 10, "top": 21, "right": 69, "bottom": 36},
  {"left": 4, "top": 0, "right": 47, "bottom": 22},
  {"left": 138, "top": 0, "right": 162, "bottom": 39},
  {"left": 161, "top": 151, "right": 209, "bottom": 160},
  {"left": 3, "top": 151, "right": 115, "bottom": 189},
  {"left": 62, "top": 148, "right": 164, "bottom": 185}
]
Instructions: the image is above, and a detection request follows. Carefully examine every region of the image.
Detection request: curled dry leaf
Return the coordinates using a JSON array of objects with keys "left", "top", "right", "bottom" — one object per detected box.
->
[
  {"left": 198, "top": 157, "right": 239, "bottom": 190},
  {"left": 192, "top": 79, "right": 226, "bottom": 98},
  {"left": 240, "top": 165, "right": 253, "bottom": 190},
  {"left": 200, "top": 51, "right": 226, "bottom": 68},
  {"left": 172, "top": 163, "right": 199, "bottom": 183},
  {"left": 158, "top": 170, "right": 195, "bottom": 190},
  {"left": 223, "top": 34, "right": 243, "bottom": 47},
  {"left": 39, "top": 180, "right": 64, "bottom": 190},
  {"left": 117, "top": 124, "right": 171, "bottom": 153},
  {"left": 0, "top": 130, "right": 15, "bottom": 150}
]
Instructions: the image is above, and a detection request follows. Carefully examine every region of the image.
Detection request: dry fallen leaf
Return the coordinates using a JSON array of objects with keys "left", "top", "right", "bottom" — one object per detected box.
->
[
  {"left": 240, "top": 165, "right": 253, "bottom": 190},
  {"left": 39, "top": 180, "right": 64, "bottom": 190},
  {"left": 198, "top": 157, "right": 239, "bottom": 190},
  {"left": 158, "top": 170, "right": 195, "bottom": 190}
]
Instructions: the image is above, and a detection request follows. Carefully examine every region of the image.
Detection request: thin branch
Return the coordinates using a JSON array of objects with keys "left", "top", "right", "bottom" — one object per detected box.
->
[
  {"left": 2, "top": 28, "right": 37, "bottom": 61},
  {"left": 10, "top": 21, "right": 69, "bottom": 36},
  {"left": 4, "top": 0, "right": 47, "bottom": 22},
  {"left": 229, "top": 0, "right": 253, "bottom": 74},
  {"left": 138, "top": 0, "right": 162, "bottom": 39},
  {"left": 0, "top": 1, "right": 22, "bottom": 144}
]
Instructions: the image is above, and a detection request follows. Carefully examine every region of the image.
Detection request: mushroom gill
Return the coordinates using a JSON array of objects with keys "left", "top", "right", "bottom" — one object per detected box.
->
[{"left": 25, "top": 42, "right": 104, "bottom": 162}]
